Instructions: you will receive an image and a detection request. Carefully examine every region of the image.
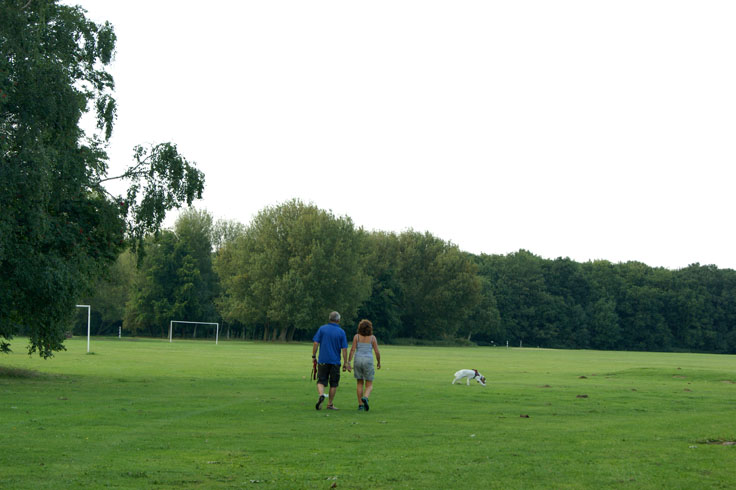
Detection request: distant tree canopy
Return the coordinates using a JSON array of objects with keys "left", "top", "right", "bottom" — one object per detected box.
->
[
  {"left": 214, "top": 200, "right": 372, "bottom": 341},
  {"left": 0, "top": 0, "right": 204, "bottom": 357},
  {"left": 49, "top": 203, "right": 736, "bottom": 355},
  {"left": 355, "top": 231, "right": 482, "bottom": 342},
  {"left": 77, "top": 249, "right": 137, "bottom": 336},
  {"left": 472, "top": 252, "right": 736, "bottom": 353},
  {"left": 124, "top": 209, "right": 217, "bottom": 338}
]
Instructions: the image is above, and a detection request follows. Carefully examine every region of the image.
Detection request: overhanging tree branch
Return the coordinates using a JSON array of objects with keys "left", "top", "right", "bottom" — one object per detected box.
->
[{"left": 1, "top": 2, "right": 205, "bottom": 358}]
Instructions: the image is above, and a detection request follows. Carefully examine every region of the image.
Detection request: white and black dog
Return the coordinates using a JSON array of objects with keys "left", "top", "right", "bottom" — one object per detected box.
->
[{"left": 452, "top": 369, "right": 486, "bottom": 386}]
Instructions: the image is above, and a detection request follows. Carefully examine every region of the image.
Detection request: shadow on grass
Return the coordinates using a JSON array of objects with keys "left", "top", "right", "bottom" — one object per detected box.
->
[{"left": 0, "top": 366, "right": 50, "bottom": 379}]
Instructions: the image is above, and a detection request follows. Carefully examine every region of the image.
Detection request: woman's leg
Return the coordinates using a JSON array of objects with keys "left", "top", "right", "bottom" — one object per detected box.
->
[
  {"left": 356, "top": 379, "right": 364, "bottom": 404},
  {"left": 364, "top": 380, "right": 373, "bottom": 399}
]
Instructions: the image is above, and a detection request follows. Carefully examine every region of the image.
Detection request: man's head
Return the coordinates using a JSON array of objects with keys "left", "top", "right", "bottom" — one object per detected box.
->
[{"left": 329, "top": 311, "right": 341, "bottom": 323}]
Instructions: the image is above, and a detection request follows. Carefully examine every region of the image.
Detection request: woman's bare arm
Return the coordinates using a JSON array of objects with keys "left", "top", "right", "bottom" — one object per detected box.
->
[
  {"left": 348, "top": 334, "right": 358, "bottom": 363},
  {"left": 372, "top": 335, "right": 381, "bottom": 368}
]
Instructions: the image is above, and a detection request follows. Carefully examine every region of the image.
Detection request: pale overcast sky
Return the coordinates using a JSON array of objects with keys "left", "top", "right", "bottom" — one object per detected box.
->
[{"left": 70, "top": 1, "right": 736, "bottom": 270}]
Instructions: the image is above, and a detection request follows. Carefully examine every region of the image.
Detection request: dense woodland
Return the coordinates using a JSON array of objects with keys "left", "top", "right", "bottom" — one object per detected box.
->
[{"left": 66, "top": 203, "right": 736, "bottom": 354}]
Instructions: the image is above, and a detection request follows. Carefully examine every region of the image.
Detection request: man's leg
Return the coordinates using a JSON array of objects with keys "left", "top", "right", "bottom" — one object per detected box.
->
[
  {"left": 326, "top": 364, "right": 340, "bottom": 408},
  {"left": 316, "top": 365, "right": 329, "bottom": 410},
  {"left": 316, "top": 383, "right": 327, "bottom": 410}
]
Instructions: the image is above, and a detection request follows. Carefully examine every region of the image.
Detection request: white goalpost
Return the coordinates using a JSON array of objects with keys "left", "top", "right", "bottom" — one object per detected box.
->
[
  {"left": 169, "top": 320, "right": 220, "bottom": 345},
  {"left": 75, "top": 304, "right": 91, "bottom": 353}
]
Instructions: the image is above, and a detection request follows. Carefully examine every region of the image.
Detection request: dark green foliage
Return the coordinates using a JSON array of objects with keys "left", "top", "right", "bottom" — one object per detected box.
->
[
  {"left": 108, "top": 143, "right": 204, "bottom": 252},
  {"left": 124, "top": 210, "right": 218, "bottom": 338},
  {"left": 0, "top": 0, "right": 120, "bottom": 357},
  {"left": 587, "top": 297, "right": 620, "bottom": 349},
  {"left": 124, "top": 231, "right": 180, "bottom": 337},
  {"left": 76, "top": 250, "right": 137, "bottom": 336},
  {"left": 478, "top": 252, "right": 736, "bottom": 354},
  {"left": 482, "top": 250, "right": 556, "bottom": 346},
  {"left": 394, "top": 231, "right": 481, "bottom": 339},
  {"left": 356, "top": 232, "right": 404, "bottom": 341},
  {"left": 462, "top": 274, "right": 502, "bottom": 343},
  {"left": 0, "top": 1, "right": 203, "bottom": 357},
  {"left": 356, "top": 231, "right": 482, "bottom": 341},
  {"left": 214, "top": 199, "right": 371, "bottom": 341},
  {"left": 79, "top": 204, "right": 736, "bottom": 352}
]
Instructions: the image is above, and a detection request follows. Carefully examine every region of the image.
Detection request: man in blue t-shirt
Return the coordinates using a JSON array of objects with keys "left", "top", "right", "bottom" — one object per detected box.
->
[{"left": 312, "top": 311, "right": 350, "bottom": 410}]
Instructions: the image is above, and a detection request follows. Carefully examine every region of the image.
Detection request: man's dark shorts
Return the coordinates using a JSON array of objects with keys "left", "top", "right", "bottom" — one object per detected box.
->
[{"left": 317, "top": 363, "right": 341, "bottom": 387}]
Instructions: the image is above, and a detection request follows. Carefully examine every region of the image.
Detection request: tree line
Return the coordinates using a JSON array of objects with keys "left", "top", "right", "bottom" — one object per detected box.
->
[{"left": 67, "top": 202, "right": 736, "bottom": 354}]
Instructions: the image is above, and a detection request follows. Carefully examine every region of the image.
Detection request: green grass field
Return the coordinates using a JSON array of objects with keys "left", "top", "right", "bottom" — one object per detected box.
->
[{"left": 1, "top": 338, "right": 735, "bottom": 489}]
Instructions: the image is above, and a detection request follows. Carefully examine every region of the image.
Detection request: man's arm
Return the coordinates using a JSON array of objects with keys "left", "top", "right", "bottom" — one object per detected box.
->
[
  {"left": 342, "top": 347, "right": 351, "bottom": 371},
  {"left": 312, "top": 341, "right": 319, "bottom": 359}
]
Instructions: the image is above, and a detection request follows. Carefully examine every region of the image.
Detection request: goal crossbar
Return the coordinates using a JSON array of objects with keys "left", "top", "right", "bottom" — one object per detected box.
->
[{"left": 169, "top": 320, "right": 220, "bottom": 345}]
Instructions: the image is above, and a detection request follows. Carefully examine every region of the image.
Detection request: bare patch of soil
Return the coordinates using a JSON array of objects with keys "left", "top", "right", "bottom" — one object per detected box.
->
[{"left": 699, "top": 439, "right": 736, "bottom": 446}]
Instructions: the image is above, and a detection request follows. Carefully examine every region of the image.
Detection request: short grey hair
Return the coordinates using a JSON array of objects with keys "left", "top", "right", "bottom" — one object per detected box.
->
[{"left": 329, "top": 311, "right": 341, "bottom": 323}]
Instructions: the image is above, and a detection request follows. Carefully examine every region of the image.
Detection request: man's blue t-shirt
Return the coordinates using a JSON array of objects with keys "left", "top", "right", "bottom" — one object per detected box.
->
[{"left": 313, "top": 323, "right": 348, "bottom": 365}]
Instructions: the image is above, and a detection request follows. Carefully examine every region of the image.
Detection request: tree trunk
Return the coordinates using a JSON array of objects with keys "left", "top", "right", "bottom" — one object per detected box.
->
[
  {"left": 193, "top": 324, "right": 197, "bottom": 338},
  {"left": 287, "top": 326, "right": 296, "bottom": 342},
  {"left": 270, "top": 328, "right": 278, "bottom": 341},
  {"left": 278, "top": 327, "right": 288, "bottom": 342},
  {"left": 262, "top": 326, "right": 270, "bottom": 341}
]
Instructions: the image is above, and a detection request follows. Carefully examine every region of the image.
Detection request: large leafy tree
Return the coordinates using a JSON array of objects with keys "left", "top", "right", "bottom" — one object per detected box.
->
[
  {"left": 356, "top": 231, "right": 403, "bottom": 341},
  {"left": 76, "top": 249, "right": 137, "bottom": 336},
  {"left": 587, "top": 297, "right": 621, "bottom": 349},
  {"left": 395, "top": 231, "right": 481, "bottom": 339},
  {"left": 0, "top": 1, "right": 204, "bottom": 357},
  {"left": 461, "top": 274, "right": 502, "bottom": 344},
  {"left": 124, "top": 209, "right": 218, "bottom": 338},
  {"left": 540, "top": 258, "right": 591, "bottom": 348},
  {"left": 123, "top": 231, "right": 179, "bottom": 338},
  {"left": 486, "top": 250, "right": 556, "bottom": 346},
  {"left": 170, "top": 208, "right": 218, "bottom": 331},
  {"left": 215, "top": 199, "right": 371, "bottom": 341}
]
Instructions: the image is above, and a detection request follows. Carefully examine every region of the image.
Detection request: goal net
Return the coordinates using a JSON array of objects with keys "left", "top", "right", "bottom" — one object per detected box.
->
[{"left": 168, "top": 320, "right": 220, "bottom": 344}]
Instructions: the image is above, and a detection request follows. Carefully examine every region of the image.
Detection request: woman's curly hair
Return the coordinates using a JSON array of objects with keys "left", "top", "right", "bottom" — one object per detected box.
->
[{"left": 357, "top": 319, "right": 373, "bottom": 336}]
